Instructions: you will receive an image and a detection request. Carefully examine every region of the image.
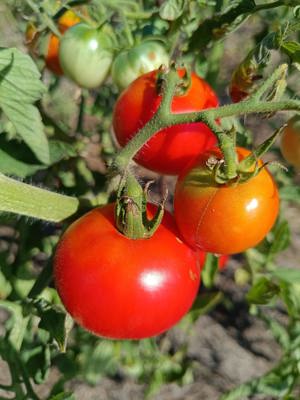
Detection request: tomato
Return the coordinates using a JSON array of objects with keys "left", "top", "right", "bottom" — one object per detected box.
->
[
  {"left": 174, "top": 147, "right": 279, "bottom": 255},
  {"left": 54, "top": 203, "right": 200, "bottom": 339},
  {"left": 45, "top": 10, "right": 81, "bottom": 75},
  {"left": 280, "top": 115, "right": 300, "bottom": 169},
  {"left": 112, "top": 69, "right": 219, "bottom": 175},
  {"left": 59, "top": 23, "right": 114, "bottom": 88},
  {"left": 111, "top": 41, "right": 169, "bottom": 90}
]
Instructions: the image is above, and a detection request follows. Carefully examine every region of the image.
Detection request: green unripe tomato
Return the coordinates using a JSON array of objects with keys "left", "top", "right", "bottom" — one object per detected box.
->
[
  {"left": 111, "top": 41, "right": 169, "bottom": 90},
  {"left": 59, "top": 23, "right": 114, "bottom": 89}
]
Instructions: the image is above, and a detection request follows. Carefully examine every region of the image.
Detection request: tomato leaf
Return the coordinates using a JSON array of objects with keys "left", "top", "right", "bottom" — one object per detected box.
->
[
  {"left": 280, "top": 186, "right": 300, "bottom": 203},
  {"left": 0, "top": 148, "right": 43, "bottom": 178},
  {"left": 49, "top": 393, "right": 76, "bottom": 400},
  {"left": 246, "top": 277, "right": 280, "bottom": 305},
  {"left": 0, "top": 48, "right": 50, "bottom": 164},
  {"left": 266, "top": 220, "right": 291, "bottom": 258},
  {"left": 159, "top": 0, "right": 185, "bottom": 21},
  {"left": 272, "top": 268, "right": 300, "bottom": 284},
  {"left": 188, "top": 0, "right": 256, "bottom": 51}
]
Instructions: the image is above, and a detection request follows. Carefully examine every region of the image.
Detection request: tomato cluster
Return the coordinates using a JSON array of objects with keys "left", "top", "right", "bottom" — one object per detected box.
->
[{"left": 49, "top": 12, "right": 282, "bottom": 339}]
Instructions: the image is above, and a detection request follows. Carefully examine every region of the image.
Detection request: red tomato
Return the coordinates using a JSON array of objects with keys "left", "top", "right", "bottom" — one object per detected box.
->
[
  {"left": 112, "top": 69, "right": 219, "bottom": 175},
  {"left": 280, "top": 115, "right": 300, "bottom": 169},
  {"left": 45, "top": 10, "right": 81, "bottom": 75},
  {"left": 174, "top": 147, "right": 279, "bottom": 255},
  {"left": 54, "top": 203, "right": 200, "bottom": 339}
]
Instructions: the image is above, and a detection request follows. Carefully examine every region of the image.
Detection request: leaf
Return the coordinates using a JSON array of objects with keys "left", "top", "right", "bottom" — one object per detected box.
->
[
  {"left": 272, "top": 268, "right": 300, "bottom": 284},
  {"left": 49, "top": 393, "right": 76, "bottom": 400},
  {"left": 159, "top": 0, "right": 185, "bottom": 21},
  {"left": 0, "top": 48, "right": 49, "bottom": 164},
  {"left": 246, "top": 277, "right": 280, "bottom": 305},
  {"left": 188, "top": 0, "right": 256, "bottom": 51},
  {"left": 280, "top": 186, "right": 300, "bottom": 203},
  {"left": 34, "top": 299, "right": 73, "bottom": 352},
  {"left": 201, "top": 253, "right": 219, "bottom": 288},
  {"left": 267, "top": 220, "right": 290, "bottom": 257},
  {"left": 0, "top": 300, "right": 29, "bottom": 350},
  {"left": 0, "top": 148, "right": 44, "bottom": 178},
  {"left": 281, "top": 40, "right": 300, "bottom": 62}
]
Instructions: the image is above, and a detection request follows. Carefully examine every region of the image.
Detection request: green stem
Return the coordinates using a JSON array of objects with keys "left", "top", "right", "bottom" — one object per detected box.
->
[
  {"left": 254, "top": 0, "right": 285, "bottom": 12},
  {"left": 0, "top": 173, "right": 79, "bottom": 222}
]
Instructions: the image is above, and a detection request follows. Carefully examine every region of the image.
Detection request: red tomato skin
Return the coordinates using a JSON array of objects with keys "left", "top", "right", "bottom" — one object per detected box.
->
[
  {"left": 174, "top": 148, "right": 279, "bottom": 255},
  {"left": 54, "top": 203, "right": 200, "bottom": 339},
  {"left": 112, "top": 70, "right": 218, "bottom": 175}
]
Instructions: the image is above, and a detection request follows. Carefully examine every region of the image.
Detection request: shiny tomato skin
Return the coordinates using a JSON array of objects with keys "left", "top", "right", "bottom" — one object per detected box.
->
[
  {"left": 54, "top": 203, "right": 200, "bottom": 339},
  {"left": 112, "top": 70, "right": 218, "bottom": 175},
  {"left": 174, "top": 147, "right": 279, "bottom": 255},
  {"left": 45, "top": 10, "right": 81, "bottom": 75},
  {"left": 280, "top": 115, "right": 300, "bottom": 169}
]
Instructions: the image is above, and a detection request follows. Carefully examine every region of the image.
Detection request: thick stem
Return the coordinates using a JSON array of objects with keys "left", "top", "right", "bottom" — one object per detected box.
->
[{"left": 0, "top": 173, "right": 79, "bottom": 222}]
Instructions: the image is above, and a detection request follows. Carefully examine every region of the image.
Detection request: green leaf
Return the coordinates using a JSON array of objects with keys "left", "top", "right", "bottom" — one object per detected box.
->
[
  {"left": 272, "top": 268, "right": 300, "bottom": 284},
  {"left": 36, "top": 300, "right": 73, "bottom": 352},
  {"left": 281, "top": 40, "right": 300, "bottom": 62},
  {"left": 280, "top": 186, "right": 300, "bottom": 203},
  {"left": 188, "top": 0, "right": 256, "bottom": 51},
  {"left": 49, "top": 393, "right": 76, "bottom": 400},
  {"left": 0, "top": 300, "right": 29, "bottom": 350},
  {"left": 182, "top": 291, "right": 223, "bottom": 324},
  {"left": 201, "top": 253, "right": 219, "bottom": 288},
  {"left": 0, "top": 48, "right": 49, "bottom": 164},
  {"left": 0, "top": 148, "right": 44, "bottom": 177},
  {"left": 246, "top": 277, "right": 280, "bottom": 305},
  {"left": 159, "top": 0, "right": 185, "bottom": 21},
  {"left": 49, "top": 140, "right": 77, "bottom": 164},
  {"left": 267, "top": 220, "right": 291, "bottom": 257}
]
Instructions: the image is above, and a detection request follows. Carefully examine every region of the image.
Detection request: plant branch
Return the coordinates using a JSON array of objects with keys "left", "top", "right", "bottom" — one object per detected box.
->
[{"left": 0, "top": 173, "right": 79, "bottom": 222}]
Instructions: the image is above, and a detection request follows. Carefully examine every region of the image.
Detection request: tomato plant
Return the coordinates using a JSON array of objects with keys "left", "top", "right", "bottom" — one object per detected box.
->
[
  {"left": 112, "top": 69, "right": 218, "bottom": 175},
  {"left": 59, "top": 23, "right": 114, "bottom": 88},
  {"left": 54, "top": 203, "right": 200, "bottom": 339},
  {"left": 111, "top": 40, "right": 169, "bottom": 90},
  {"left": 174, "top": 147, "right": 280, "bottom": 255},
  {"left": 280, "top": 115, "right": 300, "bottom": 169}
]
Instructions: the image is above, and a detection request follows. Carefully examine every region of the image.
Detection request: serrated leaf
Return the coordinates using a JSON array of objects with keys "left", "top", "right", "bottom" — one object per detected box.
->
[
  {"left": 0, "top": 48, "right": 49, "bottom": 164},
  {"left": 246, "top": 277, "right": 280, "bottom": 305}
]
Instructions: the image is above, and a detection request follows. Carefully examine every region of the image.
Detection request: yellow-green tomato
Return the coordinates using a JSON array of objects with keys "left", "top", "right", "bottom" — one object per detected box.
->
[
  {"left": 280, "top": 115, "right": 300, "bottom": 169},
  {"left": 59, "top": 23, "right": 113, "bottom": 89},
  {"left": 111, "top": 41, "right": 169, "bottom": 90}
]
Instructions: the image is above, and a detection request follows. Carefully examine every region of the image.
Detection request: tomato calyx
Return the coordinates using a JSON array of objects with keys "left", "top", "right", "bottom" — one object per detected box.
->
[
  {"left": 115, "top": 175, "right": 167, "bottom": 239},
  {"left": 156, "top": 64, "right": 192, "bottom": 97}
]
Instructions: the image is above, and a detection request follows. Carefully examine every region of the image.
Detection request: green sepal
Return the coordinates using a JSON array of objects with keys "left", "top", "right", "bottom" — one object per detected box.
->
[{"left": 115, "top": 174, "right": 166, "bottom": 240}]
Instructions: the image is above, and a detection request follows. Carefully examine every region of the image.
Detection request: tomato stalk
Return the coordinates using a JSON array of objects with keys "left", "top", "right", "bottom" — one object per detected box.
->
[
  {"left": 115, "top": 174, "right": 167, "bottom": 239},
  {"left": 112, "top": 63, "right": 300, "bottom": 180}
]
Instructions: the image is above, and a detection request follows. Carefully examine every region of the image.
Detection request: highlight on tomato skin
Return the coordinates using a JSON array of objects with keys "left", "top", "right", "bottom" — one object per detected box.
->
[
  {"left": 53, "top": 203, "right": 201, "bottom": 340},
  {"left": 280, "top": 115, "right": 300, "bottom": 169},
  {"left": 112, "top": 69, "right": 219, "bottom": 176},
  {"left": 174, "top": 147, "right": 280, "bottom": 255}
]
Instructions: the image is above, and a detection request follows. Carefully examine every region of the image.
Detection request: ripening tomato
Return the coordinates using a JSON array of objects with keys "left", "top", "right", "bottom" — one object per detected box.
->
[
  {"left": 111, "top": 41, "right": 169, "bottom": 90},
  {"left": 45, "top": 10, "right": 81, "bottom": 75},
  {"left": 59, "top": 23, "right": 114, "bottom": 88},
  {"left": 280, "top": 115, "right": 300, "bottom": 169},
  {"left": 112, "top": 69, "right": 219, "bottom": 175},
  {"left": 174, "top": 147, "right": 279, "bottom": 255},
  {"left": 54, "top": 203, "right": 200, "bottom": 339}
]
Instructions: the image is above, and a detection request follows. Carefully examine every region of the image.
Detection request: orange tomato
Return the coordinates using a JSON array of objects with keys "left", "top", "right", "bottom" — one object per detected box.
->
[
  {"left": 45, "top": 10, "right": 81, "bottom": 75},
  {"left": 174, "top": 147, "right": 279, "bottom": 255},
  {"left": 280, "top": 115, "right": 300, "bottom": 169}
]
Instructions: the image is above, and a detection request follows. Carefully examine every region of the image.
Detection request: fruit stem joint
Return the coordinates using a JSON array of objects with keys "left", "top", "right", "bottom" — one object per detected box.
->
[{"left": 115, "top": 174, "right": 166, "bottom": 239}]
